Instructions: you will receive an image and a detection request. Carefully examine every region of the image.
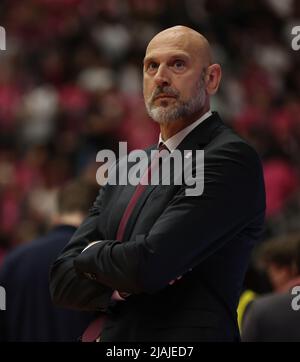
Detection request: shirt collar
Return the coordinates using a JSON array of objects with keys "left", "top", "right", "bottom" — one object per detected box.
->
[{"left": 158, "top": 110, "right": 212, "bottom": 152}]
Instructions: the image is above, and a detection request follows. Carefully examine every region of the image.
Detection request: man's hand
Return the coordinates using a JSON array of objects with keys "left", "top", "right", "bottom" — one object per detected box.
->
[
  {"left": 169, "top": 276, "right": 182, "bottom": 285},
  {"left": 112, "top": 276, "right": 183, "bottom": 301},
  {"left": 169, "top": 269, "right": 193, "bottom": 285},
  {"left": 112, "top": 290, "right": 131, "bottom": 301}
]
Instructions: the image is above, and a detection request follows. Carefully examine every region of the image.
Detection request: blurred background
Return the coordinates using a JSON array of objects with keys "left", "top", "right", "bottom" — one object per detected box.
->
[{"left": 0, "top": 0, "right": 300, "bottom": 339}]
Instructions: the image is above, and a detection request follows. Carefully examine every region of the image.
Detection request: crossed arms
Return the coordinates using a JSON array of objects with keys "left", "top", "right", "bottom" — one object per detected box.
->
[{"left": 50, "top": 141, "right": 265, "bottom": 311}]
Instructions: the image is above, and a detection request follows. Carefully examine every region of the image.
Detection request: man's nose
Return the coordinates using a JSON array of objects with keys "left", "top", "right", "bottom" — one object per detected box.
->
[{"left": 154, "top": 64, "right": 171, "bottom": 87}]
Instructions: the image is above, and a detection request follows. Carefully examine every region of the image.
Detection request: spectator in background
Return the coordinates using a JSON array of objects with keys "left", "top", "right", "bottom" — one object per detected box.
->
[
  {"left": 257, "top": 233, "right": 300, "bottom": 292},
  {"left": 0, "top": 179, "right": 98, "bottom": 341},
  {"left": 241, "top": 233, "right": 300, "bottom": 341}
]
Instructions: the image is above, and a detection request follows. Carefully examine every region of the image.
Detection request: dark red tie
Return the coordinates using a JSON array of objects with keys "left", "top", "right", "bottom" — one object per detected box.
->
[
  {"left": 81, "top": 143, "right": 169, "bottom": 342},
  {"left": 116, "top": 143, "right": 169, "bottom": 242}
]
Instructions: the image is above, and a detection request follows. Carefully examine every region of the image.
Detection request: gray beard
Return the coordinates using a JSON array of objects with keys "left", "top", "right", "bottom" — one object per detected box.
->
[{"left": 145, "top": 78, "right": 206, "bottom": 124}]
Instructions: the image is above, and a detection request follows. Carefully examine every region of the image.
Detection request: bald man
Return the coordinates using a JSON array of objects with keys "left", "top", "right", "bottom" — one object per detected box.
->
[{"left": 50, "top": 26, "right": 266, "bottom": 342}]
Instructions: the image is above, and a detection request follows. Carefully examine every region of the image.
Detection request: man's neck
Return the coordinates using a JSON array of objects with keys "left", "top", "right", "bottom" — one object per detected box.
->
[{"left": 160, "top": 106, "right": 210, "bottom": 141}]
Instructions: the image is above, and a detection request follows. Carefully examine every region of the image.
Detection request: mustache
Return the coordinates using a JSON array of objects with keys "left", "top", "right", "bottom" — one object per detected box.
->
[{"left": 150, "top": 86, "right": 179, "bottom": 102}]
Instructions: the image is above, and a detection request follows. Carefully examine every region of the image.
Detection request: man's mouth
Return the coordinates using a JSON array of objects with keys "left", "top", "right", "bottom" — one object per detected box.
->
[{"left": 154, "top": 94, "right": 177, "bottom": 100}]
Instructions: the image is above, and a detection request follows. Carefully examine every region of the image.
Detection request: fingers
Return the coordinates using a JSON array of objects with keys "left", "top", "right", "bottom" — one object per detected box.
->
[
  {"left": 168, "top": 269, "right": 194, "bottom": 285},
  {"left": 169, "top": 275, "right": 182, "bottom": 285},
  {"left": 111, "top": 290, "right": 126, "bottom": 301}
]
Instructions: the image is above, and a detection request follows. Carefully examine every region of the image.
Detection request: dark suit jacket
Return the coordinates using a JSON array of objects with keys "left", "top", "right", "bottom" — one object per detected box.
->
[
  {"left": 50, "top": 112, "right": 266, "bottom": 342},
  {"left": 242, "top": 292, "right": 300, "bottom": 342},
  {"left": 0, "top": 225, "right": 94, "bottom": 342}
]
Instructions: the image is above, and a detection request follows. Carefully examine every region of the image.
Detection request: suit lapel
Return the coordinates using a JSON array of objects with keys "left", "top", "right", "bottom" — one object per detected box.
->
[
  {"left": 119, "top": 112, "right": 225, "bottom": 241},
  {"left": 176, "top": 111, "right": 224, "bottom": 152}
]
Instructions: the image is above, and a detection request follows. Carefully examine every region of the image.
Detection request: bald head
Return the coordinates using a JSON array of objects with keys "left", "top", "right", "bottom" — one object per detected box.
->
[{"left": 146, "top": 26, "right": 213, "bottom": 67}]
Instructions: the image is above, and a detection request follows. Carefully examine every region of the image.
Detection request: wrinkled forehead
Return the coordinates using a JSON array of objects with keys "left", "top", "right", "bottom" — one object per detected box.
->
[
  {"left": 145, "top": 30, "right": 211, "bottom": 68},
  {"left": 145, "top": 31, "right": 199, "bottom": 60}
]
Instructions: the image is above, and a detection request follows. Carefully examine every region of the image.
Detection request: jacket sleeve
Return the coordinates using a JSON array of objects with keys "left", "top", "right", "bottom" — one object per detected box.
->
[
  {"left": 49, "top": 186, "right": 114, "bottom": 311},
  {"left": 241, "top": 299, "right": 263, "bottom": 341},
  {"left": 73, "top": 142, "right": 266, "bottom": 294}
]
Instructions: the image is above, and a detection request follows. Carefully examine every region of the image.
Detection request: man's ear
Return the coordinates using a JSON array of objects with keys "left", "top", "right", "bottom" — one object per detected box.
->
[{"left": 205, "top": 64, "right": 222, "bottom": 95}]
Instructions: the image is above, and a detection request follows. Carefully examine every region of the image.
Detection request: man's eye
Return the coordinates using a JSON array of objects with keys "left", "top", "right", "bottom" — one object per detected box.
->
[
  {"left": 147, "top": 62, "right": 158, "bottom": 71},
  {"left": 173, "top": 60, "right": 185, "bottom": 69}
]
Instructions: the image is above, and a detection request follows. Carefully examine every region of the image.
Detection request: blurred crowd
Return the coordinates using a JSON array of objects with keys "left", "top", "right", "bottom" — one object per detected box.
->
[{"left": 0, "top": 0, "right": 300, "bottom": 306}]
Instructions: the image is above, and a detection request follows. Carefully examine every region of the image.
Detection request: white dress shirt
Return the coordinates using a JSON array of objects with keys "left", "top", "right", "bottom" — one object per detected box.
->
[{"left": 159, "top": 110, "right": 212, "bottom": 151}]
